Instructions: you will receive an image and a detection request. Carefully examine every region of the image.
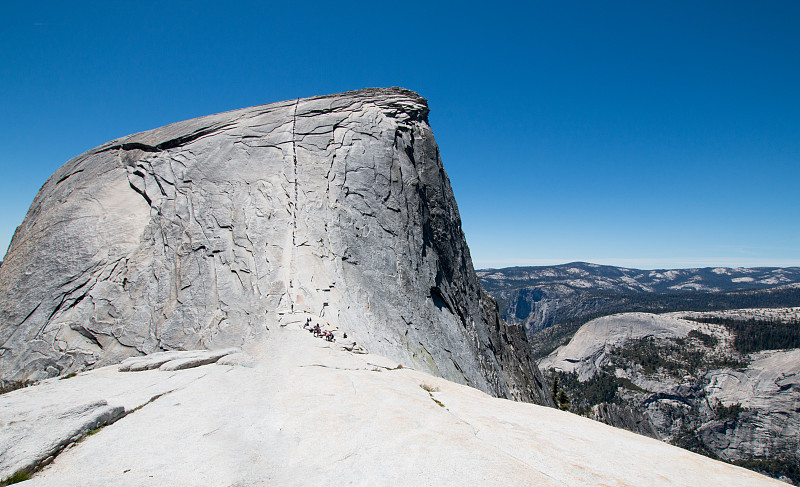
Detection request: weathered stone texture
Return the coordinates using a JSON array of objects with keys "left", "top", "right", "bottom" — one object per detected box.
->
[
  {"left": 589, "top": 402, "right": 660, "bottom": 439},
  {"left": 0, "top": 88, "right": 549, "bottom": 404}
]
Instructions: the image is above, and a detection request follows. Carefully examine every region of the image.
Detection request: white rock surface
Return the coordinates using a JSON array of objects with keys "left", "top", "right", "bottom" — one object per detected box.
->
[
  {"left": 0, "top": 315, "right": 783, "bottom": 486},
  {"left": 0, "top": 399, "right": 123, "bottom": 479},
  {"left": 0, "top": 348, "right": 242, "bottom": 481}
]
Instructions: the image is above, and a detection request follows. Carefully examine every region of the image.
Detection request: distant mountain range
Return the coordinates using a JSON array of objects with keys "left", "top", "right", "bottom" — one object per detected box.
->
[
  {"left": 477, "top": 262, "right": 800, "bottom": 357},
  {"left": 478, "top": 262, "right": 800, "bottom": 295}
]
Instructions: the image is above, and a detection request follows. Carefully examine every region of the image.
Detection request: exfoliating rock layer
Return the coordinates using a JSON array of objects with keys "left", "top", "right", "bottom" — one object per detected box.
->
[{"left": 0, "top": 88, "right": 548, "bottom": 404}]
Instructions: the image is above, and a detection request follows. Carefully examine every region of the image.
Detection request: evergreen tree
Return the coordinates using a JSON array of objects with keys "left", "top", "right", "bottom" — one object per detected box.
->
[
  {"left": 551, "top": 376, "right": 560, "bottom": 404},
  {"left": 557, "top": 390, "right": 570, "bottom": 411}
]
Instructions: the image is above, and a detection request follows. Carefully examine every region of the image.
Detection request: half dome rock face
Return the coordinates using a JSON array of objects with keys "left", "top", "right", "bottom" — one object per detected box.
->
[{"left": 0, "top": 88, "right": 550, "bottom": 404}]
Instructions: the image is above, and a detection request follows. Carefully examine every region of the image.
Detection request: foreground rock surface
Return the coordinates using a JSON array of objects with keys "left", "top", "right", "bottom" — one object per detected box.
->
[
  {"left": 0, "top": 87, "right": 547, "bottom": 403},
  {"left": 0, "top": 316, "right": 784, "bottom": 486},
  {"left": 0, "top": 348, "right": 239, "bottom": 479}
]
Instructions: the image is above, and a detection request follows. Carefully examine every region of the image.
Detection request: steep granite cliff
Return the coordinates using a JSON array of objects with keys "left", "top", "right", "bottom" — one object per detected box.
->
[{"left": 0, "top": 88, "right": 549, "bottom": 404}]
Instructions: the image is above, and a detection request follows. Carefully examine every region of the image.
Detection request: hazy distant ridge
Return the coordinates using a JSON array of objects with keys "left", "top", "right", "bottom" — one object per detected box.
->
[{"left": 479, "top": 262, "right": 800, "bottom": 295}]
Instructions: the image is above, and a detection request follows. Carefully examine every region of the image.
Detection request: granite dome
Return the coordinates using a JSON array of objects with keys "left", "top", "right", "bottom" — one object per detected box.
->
[{"left": 0, "top": 88, "right": 549, "bottom": 404}]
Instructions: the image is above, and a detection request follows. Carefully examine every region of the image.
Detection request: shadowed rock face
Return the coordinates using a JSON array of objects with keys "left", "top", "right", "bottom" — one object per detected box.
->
[{"left": 0, "top": 88, "right": 550, "bottom": 404}]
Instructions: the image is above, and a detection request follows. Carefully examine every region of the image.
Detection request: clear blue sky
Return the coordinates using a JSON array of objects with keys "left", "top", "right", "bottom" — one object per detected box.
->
[{"left": 2, "top": 1, "right": 798, "bottom": 269}]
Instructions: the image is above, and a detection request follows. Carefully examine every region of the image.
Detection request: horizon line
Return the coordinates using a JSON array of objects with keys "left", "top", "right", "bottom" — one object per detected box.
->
[{"left": 472, "top": 258, "right": 800, "bottom": 271}]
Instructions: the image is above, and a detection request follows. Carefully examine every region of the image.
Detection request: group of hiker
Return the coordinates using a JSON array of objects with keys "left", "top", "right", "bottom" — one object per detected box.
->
[{"left": 304, "top": 317, "right": 346, "bottom": 343}]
